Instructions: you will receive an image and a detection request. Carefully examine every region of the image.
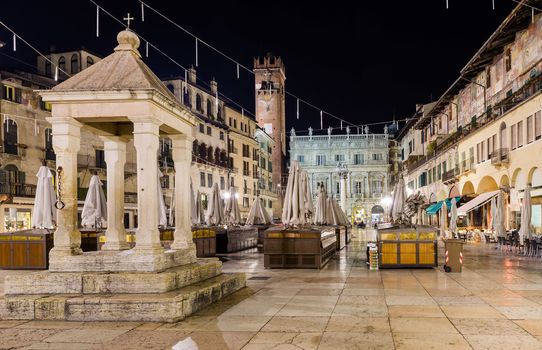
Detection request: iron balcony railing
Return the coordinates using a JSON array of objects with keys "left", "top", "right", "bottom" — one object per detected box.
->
[{"left": 491, "top": 148, "right": 510, "bottom": 165}]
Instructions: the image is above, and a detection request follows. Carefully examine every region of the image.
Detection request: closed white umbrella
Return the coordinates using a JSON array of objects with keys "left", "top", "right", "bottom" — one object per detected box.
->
[
  {"left": 157, "top": 169, "right": 167, "bottom": 227},
  {"left": 519, "top": 186, "right": 532, "bottom": 245},
  {"left": 440, "top": 200, "right": 448, "bottom": 238},
  {"left": 195, "top": 190, "right": 203, "bottom": 225},
  {"left": 31, "top": 166, "right": 56, "bottom": 229},
  {"left": 449, "top": 197, "right": 458, "bottom": 235},
  {"left": 206, "top": 183, "right": 224, "bottom": 225},
  {"left": 392, "top": 177, "right": 406, "bottom": 222},
  {"left": 282, "top": 161, "right": 303, "bottom": 226},
  {"left": 81, "top": 174, "right": 107, "bottom": 228},
  {"left": 299, "top": 169, "right": 313, "bottom": 224},
  {"left": 169, "top": 188, "right": 175, "bottom": 227},
  {"left": 495, "top": 191, "right": 505, "bottom": 238},
  {"left": 224, "top": 187, "right": 241, "bottom": 225},
  {"left": 246, "top": 196, "right": 272, "bottom": 225},
  {"left": 490, "top": 197, "right": 497, "bottom": 232},
  {"left": 313, "top": 185, "right": 328, "bottom": 225}
]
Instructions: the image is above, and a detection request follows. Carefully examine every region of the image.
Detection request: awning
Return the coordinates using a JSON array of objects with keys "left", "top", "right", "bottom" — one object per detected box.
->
[
  {"left": 426, "top": 202, "right": 442, "bottom": 215},
  {"left": 425, "top": 196, "right": 461, "bottom": 215},
  {"left": 457, "top": 190, "right": 500, "bottom": 216}
]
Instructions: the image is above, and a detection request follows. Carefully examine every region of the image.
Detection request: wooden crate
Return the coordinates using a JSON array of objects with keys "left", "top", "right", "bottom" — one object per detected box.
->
[
  {"left": 192, "top": 227, "right": 217, "bottom": 257},
  {"left": 377, "top": 226, "right": 438, "bottom": 268},
  {"left": 216, "top": 227, "right": 258, "bottom": 253},
  {"left": 0, "top": 230, "right": 53, "bottom": 269},
  {"left": 263, "top": 227, "right": 336, "bottom": 269}
]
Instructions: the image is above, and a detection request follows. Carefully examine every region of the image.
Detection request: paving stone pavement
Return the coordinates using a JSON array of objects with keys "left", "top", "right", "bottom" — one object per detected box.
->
[{"left": 3, "top": 228, "right": 542, "bottom": 349}]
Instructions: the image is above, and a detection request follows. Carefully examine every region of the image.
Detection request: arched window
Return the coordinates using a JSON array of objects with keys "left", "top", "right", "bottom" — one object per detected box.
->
[
  {"left": 214, "top": 148, "right": 221, "bottom": 165},
  {"left": 500, "top": 122, "right": 507, "bottom": 149},
  {"left": 58, "top": 56, "right": 66, "bottom": 72},
  {"left": 86, "top": 56, "right": 94, "bottom": 68},
  {"left": 45, "top": 128, "right": 55, "bottom": 161},
  {"left": 3, "top": 119, "right": 18, "bottom": 155},
  {"left": 45, "top": 60, "right": 52, "bottom": 77},
  {"left": 70, "top": 54, "right": 79, "bottom": 74},
  {"left": 198, "top": 142, "right": 207, "bottom": 160},
  {"left": 192, "top": 140, "right": 198, "bottom": 161},
  {"left": 206, "top": 99, "right": 213, "bottom": 118},
  {"left": 183, "top": 89, "right": 191, "bottom": 107},
  {"left": 196, "top": 94, "right": 202, "bottom": 112}
]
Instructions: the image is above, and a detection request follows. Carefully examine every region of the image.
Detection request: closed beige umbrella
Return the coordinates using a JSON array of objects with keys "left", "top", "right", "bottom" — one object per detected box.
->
[
  {"left": 206, "top": 183, "right": 224, "bottom": 226},
  {"left": 246, "top": 196, "right": 272, "bottom": 225}
]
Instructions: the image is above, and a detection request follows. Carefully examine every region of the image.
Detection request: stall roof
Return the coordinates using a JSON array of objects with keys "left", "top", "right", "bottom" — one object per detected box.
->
[{"left": 457, "top": 190, "right": 500, "bottom": 216}]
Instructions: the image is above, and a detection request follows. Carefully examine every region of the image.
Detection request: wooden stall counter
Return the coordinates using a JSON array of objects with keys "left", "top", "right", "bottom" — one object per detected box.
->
[
  {"left": 377, "top": 225, "right": 438, "bottom": 269},
  {"left": 216, "top": 226, "right": 258, "bottom": 254},
  {"left": 264, "top": 226, "right": 336, "bottom": 269}
]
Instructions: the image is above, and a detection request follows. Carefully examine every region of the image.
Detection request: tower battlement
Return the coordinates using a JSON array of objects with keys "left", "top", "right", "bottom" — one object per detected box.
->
[{"left": 254, "top": 53, "right": 285, "bottom": 76}]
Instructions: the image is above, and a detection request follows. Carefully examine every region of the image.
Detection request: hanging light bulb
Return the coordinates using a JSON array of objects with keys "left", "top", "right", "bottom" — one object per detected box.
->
[
  {"left": 320, "top": 110, "right": 323, "bottom": 130},
  {"left": 236, "top": 64, "right": 239, "bottom": 79},
  {"left": 96, "top": 6, "right": 100, "bottom": 37},
  {"left": 195, "top": 38, "right": 199, "bottom": 67},
  {"left": 145, "top": 41, "right": 149, "bottom": 57},
  {"left": 54, "top": 66, "right": 59, "bottom": 81},
  {"left": 341, "top": 120, "right": 343, "bottom": 130},
  {"left": 12, "top": 33, "right": 16, "bottom": 51},
  {"left": 296, "top": 98, "right": 299, "bottom": 120},
  {"left": 141, "top": 2, "right": 145, "bottom": 21}
]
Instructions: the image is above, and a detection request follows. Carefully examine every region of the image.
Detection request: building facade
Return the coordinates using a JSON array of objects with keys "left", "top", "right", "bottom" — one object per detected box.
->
[
  {"left": 289, "top": 127, "right": 391, "bottom": 224},
  {"left": 397, "top": 2, "right": 542, "bottom": 232}
]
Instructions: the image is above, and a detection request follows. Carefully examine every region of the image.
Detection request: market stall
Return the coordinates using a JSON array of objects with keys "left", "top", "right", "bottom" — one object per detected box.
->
[{"left": 377, "top": 225, "right": 438, "bottom": 268}]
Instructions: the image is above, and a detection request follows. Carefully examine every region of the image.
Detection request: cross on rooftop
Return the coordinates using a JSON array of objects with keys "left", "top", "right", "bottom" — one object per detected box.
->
[{"left": 123, "top": 13, "right": 134, "bottom": 28}]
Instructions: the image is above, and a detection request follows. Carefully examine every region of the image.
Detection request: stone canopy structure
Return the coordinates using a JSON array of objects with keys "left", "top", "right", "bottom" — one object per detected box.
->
[{"left": 0, "top": 30, "right": 245, "bottom": 322}]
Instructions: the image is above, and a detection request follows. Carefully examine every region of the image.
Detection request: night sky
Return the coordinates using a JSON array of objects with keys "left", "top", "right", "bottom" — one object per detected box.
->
[{"left": 0, "top": 0, "right": 518, "bottom": 133}]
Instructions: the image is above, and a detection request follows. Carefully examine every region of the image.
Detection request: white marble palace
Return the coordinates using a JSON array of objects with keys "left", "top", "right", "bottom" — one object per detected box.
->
[{"left": 289, "top": 126, "right": 391, "bottom": 224}]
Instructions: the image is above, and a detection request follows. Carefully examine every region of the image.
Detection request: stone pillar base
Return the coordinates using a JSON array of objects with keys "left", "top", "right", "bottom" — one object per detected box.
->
[{"left": 101, "top": 241, "right": 131, "bottom": 251}]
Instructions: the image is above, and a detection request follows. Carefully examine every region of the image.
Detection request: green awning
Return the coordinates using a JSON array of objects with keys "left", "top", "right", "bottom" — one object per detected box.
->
[
  {"left": 426, "top": 202, "right": 442, "bottom": 215},
  {"left": 426, "top": 196, "right": 461, "bottom": 215}
]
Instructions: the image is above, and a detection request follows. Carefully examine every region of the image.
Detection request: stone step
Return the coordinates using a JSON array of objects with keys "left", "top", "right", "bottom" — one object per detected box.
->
[
  {"left": 1, "top": 272, "right": 245, "bottom": 323},
  {"left": 5, "top": 259, "right": 223, "bottom": 295}
]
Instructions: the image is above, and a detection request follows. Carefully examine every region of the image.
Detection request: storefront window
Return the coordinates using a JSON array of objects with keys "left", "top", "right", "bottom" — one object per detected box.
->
[{"left": 4, "top": 208, "right": 31, "bottom": 232}]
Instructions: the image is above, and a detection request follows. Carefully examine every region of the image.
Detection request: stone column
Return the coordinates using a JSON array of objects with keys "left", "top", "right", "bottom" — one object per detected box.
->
[
  {"left": 49, "top": 117, "right": 82, "bottom": 259},
  {"left": 100, "top": 136, "right": 129, "bottom": 250},
  {"left": 170, "top": 134, "right": 197, "bottom": 254},
  {"left": 131, "top": 118, "right": 162, "bottom": 253},
  {"left": 364, "top": 173, "right": 370, "bottom": 198},
  {"left": 340, "top": 176, "right": 347, "bottom": 212}
]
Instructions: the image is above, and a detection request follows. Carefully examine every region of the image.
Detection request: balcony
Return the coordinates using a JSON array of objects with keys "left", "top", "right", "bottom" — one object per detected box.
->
[
  {"left": 442, "top": 169, "right": 457, "bottom": 184},
  {"left": 0, "top": 182, "right": 36, "bottom": 198},
  {"left": 491, "top": 148, "right": 509, "bottom": 166},
  {"left": 460, "top": 158, "right": 475, "bottom": 174}
]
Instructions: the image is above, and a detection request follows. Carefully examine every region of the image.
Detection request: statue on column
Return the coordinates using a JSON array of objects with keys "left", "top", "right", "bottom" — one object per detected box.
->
[
  {"left": 364, "top": 125, "right": 369, "bottom": 134},
  {"left": 346, "top": 126, "right": 350, "bottom": 138},
  {"left": 290, "top": 127, "right": 295, "bottom": 142},
  {"left": 308, "top": 126, "right": 313, "bottom": 140},
  {"left": 327, "top": 126, "right": 332, "bottom": 137},
  {"left": 384, "top": 125, "right": 388, "bottom": 134}
]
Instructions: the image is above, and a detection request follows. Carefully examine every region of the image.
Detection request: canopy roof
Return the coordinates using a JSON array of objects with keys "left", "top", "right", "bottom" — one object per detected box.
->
[
  {"left": 426, "top": 196, "right": 460, "bottom": 215},
  {"left": 457, "top": 190, "right": 500, "bottom": 216}
]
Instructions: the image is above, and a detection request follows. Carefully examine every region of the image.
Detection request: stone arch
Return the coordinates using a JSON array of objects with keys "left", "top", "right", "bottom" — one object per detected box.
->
[
  {"left": 500, "top": 174, "right": 510, "bottom": 188},
  {"left": 512, "top": 168, "right": 526, "bottom": 190},
  {"left": 477, "top": 176, "right": 498, "bottom": 194},
  {"left": 461, "top": 181, "right": 475, "bottom": 195},
  {"left": 371, "top": 205, "right": 384, "bottom": 214},
  {"left": 449, "top": 185, "right": 460, "bottom": 198},
  {"left": 528, "top": 167, "right": 542, "bottom": 187}
]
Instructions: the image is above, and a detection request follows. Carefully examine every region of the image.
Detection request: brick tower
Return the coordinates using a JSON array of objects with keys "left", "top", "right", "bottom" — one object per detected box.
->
[{"left": 254, "top": 53, "right": 286, "bottom": 219}]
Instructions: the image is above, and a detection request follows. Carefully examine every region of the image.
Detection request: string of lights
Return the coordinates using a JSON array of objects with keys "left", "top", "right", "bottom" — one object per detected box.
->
[
  {"left": 138, "top": 0, "right": 362, "bottom": 129},
  {"left": 89, "top": 0, "right": 259, "bottom": 120},
  {"left": 0, "top": 20, "right": 70, "bottom": 80}
]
